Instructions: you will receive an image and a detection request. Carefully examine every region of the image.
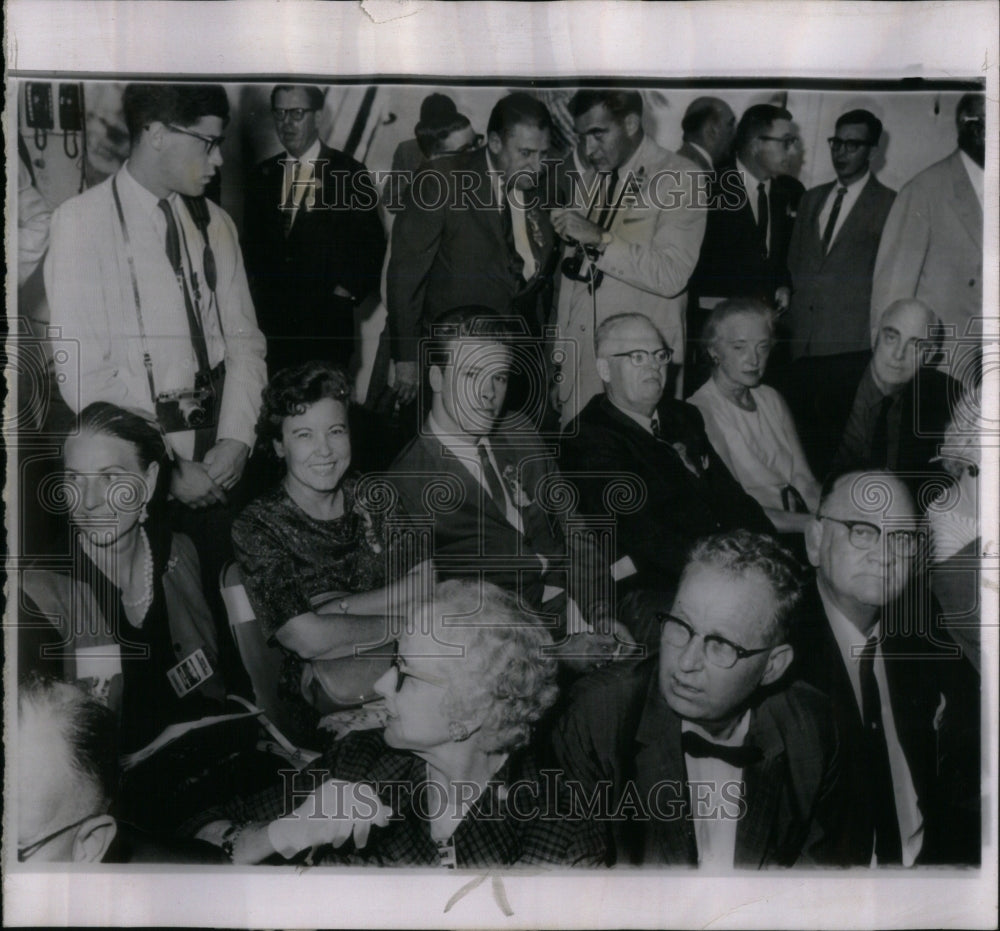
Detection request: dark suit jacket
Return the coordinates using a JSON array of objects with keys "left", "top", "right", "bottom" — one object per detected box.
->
[
  {"left": 831, "top": 365, "right": 958, "bottom": 478},
  {"left": 386, "top": 148, "right": 559, "bottom": 362},
  {"left": 791, "top": 581, "right": 980, "bottom": 865},
  {"left": 242, "top": 143, "right": 386, "bottom": 353},
  {"left": 560, "top": 395, "right": 772, "bottom": 598},
  {"left": 387, "top": 420, "right": 605, "bottom": 625},
  {"left": 693, "top": 167, "right": 804, "bottom": 302},
  {"left": 549, "top": 656, "right": 846, "bottom": 867},
  {"left": 786, "top": 174, "right": 896, "bottom": 358}
]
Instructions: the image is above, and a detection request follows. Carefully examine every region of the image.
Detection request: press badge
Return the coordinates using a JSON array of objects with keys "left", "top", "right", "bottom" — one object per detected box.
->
[{"left": 166, "top": 648, "right": 214, "bottom": 697}]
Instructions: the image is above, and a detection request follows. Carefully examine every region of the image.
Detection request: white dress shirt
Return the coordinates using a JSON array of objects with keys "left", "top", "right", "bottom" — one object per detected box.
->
[
  {"left": 683, "top": 711, "right": 750, "bottom": 869},
  {"left": 816, "top": 170, "right": 870, "bottom": 249},
  {"left": 959, "top": 150, "right": 984, "bottom": 208}
]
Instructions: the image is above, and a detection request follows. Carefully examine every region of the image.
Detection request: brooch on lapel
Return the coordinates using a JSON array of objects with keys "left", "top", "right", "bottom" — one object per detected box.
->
[{"left": 502, "top": 465, "right": 533, "bottom": 508}]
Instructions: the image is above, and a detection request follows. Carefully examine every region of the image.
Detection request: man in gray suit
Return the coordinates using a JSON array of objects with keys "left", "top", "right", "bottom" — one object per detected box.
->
[
  {"left": 784, "top": 109, "right": 896, "bottom": 474},
  {"left": 871, "top": 92, "right": 984, "bottom": 385}
]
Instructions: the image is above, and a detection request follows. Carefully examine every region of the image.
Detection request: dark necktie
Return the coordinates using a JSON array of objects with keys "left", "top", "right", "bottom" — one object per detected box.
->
[
  {"left": 756, "top": 181, "right": 769, "bottom": 256},
  {"left": 596, "top": 169, "right": 620, "bottom": 229},
  {"left": 682, "top": 730, "right": 763, "bottom": 768},
  {"left": 477, "top": 441, "right": 507, "bottom": 508},
  {"left": 157, "top": 198, "right": 210, "bottom": 375},
  {"left": 859, "top": 637, "right": 903, "bottom": 864},
  {"left": 870, "top": 394, "right": 893, "bottom": 468},
  {"left": 282, "top": 160, "right": 301, "bottom": 237},
  {"left": 500, "top": 193, "right": 523, "bottom": 280},
  {"left": 821, "top": 185, "right": 848, "bottom": 252}
]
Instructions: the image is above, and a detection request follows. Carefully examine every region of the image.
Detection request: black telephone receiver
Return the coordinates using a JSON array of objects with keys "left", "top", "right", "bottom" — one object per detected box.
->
[{"left": 181, "top": 195, "right": 217, "bottom": 294}]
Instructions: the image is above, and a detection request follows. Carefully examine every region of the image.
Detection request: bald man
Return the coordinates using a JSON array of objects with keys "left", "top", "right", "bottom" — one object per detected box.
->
[
  {"left": 677, "top": 96, "right": 736, "bottom": 172},
  {"left": 831, "top": 299, "right": 960, "bottom": 477}
]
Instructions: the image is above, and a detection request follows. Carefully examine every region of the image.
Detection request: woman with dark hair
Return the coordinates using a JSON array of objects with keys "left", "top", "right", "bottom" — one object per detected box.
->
[
  {"left": 689, "top": 298, "right": 820, "bottom": 533},
  {"left": 21, "top": 401, "right": 227, "bottom": 753},
  {"left": 232, "top": 361, "right": 427, "bottom": 746}
]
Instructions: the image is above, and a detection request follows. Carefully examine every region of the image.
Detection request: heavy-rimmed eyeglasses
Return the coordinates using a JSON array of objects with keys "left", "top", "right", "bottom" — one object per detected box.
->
[
  {"left": 390, "top": 653, "right": 449, "bottom": 693},
  {"left": 272, "top": 108, "right": 317, "bottom": 123},
  {"left": 166, "top": 124, "right": 225, "bottom": 155},
  {"left": 816, "top": 514, "right": 918, "bottom": 557},
  {"left": 656, "top": 613, "right": 775, "bottom": 669},
  {"left": 827, "top": 137, "right": 873, "bottom": 153},
  {"left": 608, "top": 347, "right": 672, "bottom": 367}
]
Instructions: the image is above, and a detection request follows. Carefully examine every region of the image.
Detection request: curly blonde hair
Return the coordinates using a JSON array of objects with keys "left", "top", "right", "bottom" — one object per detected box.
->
[{"left": 420, "top": 579, "right": 559, "bottom": 754}]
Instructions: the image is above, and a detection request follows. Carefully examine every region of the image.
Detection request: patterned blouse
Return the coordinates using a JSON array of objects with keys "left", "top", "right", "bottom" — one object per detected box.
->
[{"left": 232, "top": 474, "right": 390, "bottom": 739}]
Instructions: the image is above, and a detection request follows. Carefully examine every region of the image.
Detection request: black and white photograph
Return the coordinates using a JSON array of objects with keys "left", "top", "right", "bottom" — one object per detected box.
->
[{"left": 4, "top": 2, "right": 997, "bottom": 927}]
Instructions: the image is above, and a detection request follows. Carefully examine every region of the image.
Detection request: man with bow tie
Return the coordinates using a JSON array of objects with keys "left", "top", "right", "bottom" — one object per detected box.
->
[
  {"left": 386, "top": 306, "right": 632, "bottom": 671},
  {"left": 560, "top": 312, "right": 772, "bottom": 647},
  {"left": 386, "top": 93, "right": 559, "bottom": 414},
  {"left": 551, "top": 530, "right": 846, "bottom": 867}
]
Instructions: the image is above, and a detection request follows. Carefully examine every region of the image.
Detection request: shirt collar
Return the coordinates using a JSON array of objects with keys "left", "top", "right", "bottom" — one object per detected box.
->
[
  {"left": 120, "top": 161, "right": 170, "bottom": 217},
  {"left": 835, "top": 169, "right": 870, "bottom": 193},
  {"left": 608, "top": 395, "right": 655, "bottom": 434},
  {"left": 818, "top": 576, "right": 880, "bottom": 662},
  {"left": 681, "top": 709, "right": 751, "bottom": 747},
  {"left": 287, "top": 137, "right": 322, "bottom": 165},
  {"left": 737, "top": 157, "right": 768, "bottom": 190}
]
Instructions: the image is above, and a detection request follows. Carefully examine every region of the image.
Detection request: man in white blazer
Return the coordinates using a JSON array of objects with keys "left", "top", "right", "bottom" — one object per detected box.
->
[
  {"left": 551, "top": 89, "right": 706, "bottom": 427},
  {"left": 870, "top": 92, "right": 983, "bottom": 382}
]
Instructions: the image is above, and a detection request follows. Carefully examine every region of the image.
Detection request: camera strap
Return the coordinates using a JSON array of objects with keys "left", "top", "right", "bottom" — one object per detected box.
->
[{"left": 111, "top": 174, "right": 160, "bottom": 408}]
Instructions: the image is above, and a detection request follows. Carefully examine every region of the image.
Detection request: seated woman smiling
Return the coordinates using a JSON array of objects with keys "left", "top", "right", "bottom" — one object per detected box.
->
[
  {"left": 233, "top": 362, "right": 428, "bottom": 745},
  {"left": 689, "top": 298, "right": 820, "bottom": 533},
  {"left": 196, "top": 579, "right": 605, "bottom": 868}
]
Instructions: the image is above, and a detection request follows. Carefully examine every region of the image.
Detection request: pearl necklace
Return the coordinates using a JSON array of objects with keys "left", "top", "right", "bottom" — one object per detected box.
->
[{"left": 120, "top": 526, "right": 154, "bottom": 614}]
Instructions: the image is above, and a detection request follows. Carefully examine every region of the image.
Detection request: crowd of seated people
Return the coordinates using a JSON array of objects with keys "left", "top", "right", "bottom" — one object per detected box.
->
[{"left": 14, "top": 80, "right": 986, "bottom": 872}]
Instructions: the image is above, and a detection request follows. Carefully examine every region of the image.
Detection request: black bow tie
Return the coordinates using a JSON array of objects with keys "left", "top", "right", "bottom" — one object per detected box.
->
[{"left": 681, "top": 729, "right": 763, "bottom": 768}]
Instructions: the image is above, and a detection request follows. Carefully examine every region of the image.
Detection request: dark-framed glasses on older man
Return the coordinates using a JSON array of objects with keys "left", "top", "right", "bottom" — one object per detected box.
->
[
  {"left": 656, "top": 613, "right": 775, "bottom": 669},
  {"left": 816, "top": 514, "right": 918, "bottom": 557}
]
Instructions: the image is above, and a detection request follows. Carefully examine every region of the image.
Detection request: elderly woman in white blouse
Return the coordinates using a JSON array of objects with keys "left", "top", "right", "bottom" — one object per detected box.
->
[{"left": 689, "top": 298, "right": 820, "bottom": 533}]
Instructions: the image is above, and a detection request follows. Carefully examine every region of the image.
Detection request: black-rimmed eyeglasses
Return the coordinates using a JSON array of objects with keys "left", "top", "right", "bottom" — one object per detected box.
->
[
  {"left": 166, "top": 124, "right": 225, "bottom": 156},
  {"left": 608, "top": 347, "right": 672, "bottom": 368},
  {"left": 656, "top": 613, "right": 775, "bottom": 669},
  {"left": 827, "top": 137, "right": 873, "bottom": 154},
  {"left": 816, "top": 514, "right": 918, "bottom": 557},
  {"left": 389, "top": 654, "right": 448, "bottom": 693},
  {"left": 272, "top": 108, "right": 317, "bottom": 123}
]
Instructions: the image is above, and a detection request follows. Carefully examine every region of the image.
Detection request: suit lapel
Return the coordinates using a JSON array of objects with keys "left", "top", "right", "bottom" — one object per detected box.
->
[
  {"left": 948, "top": 152, "right": 983, "bottom": 248},
  {"left": 735, "top": 707, "right": 786, "bottom": 867},
  {"left": 633, "top": 680, "right": 698, "bottom": 865}
]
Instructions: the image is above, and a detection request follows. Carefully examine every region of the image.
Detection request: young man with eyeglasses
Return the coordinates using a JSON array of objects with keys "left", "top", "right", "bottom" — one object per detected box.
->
[
  {"left": 872, "top": 92, "right": 984, "bottom": 387},
  {"left": 560, "top": 313, "right": 771, "bottom": 646},
  {"left": 551, "top": 529, "right": 848, "bottom": 867},
  {"left": 242, "top": 84, "right": 386, "bottom": 374},
  {"left": 795, "top": 469, "right": 980, "bottom": 866},
  {"left": 692, "top": 103, "right": 805, "bottom": 314},
  {"left": 45, "top": 83, "right": 267, "bottom": 510},
  {"left": 782, "top": 108, "right": 897, "bottom": 475}
]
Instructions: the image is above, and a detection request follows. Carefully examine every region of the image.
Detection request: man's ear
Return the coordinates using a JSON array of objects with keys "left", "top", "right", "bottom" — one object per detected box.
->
[
  {"left": 146, "top": 120, "right": 166, "bottom": 150},
  {"left": 624, "top": 113, "right": 642, "bottom": 138},
  {"left": 804, "top": 517, "right": 823, "bottom": 567},
  {"left": 487, "top": 131, "right": 503, "bottom": 157},
  {"left": 72, "top": 815, "right": 117, "bottom": 863},
  {"left": 760, "top": 643, "right": 793, "bottom": 687},
  {"left": 596, "top": 357, "right": 611, "bottom": 384},
  {"left": 428, "top": 364, "right": 444, "bottom": 394}
]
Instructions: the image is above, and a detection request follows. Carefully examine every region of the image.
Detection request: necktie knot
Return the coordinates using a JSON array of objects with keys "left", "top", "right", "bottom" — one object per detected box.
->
[{"left": 682, "top": 730, "right": 762, "bottom": 768}]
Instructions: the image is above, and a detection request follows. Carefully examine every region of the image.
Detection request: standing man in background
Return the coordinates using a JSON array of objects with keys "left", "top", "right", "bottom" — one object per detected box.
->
[
  {"left": 871, "top": 92, "right": 984, "bottom": 386},
  {"left": 784, "top": 109, "right": 896, "bottom": 474},
  {"left": 552, "top": 89, "right": 705, "bottom": 425},
  {"left": 677, "top": 96, "right": 737, "bottom": 174},
  {"left": 243, "top": 84, "right": 386, "bottom": 374}
]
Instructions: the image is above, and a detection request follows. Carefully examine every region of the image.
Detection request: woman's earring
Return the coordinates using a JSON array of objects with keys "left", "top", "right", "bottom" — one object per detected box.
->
[
  {"left": 139, "top": 502, "right": 149, "bottom": 524},
  {"left": 448, "top": 721, "right": 470, "bottom": 742}
]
